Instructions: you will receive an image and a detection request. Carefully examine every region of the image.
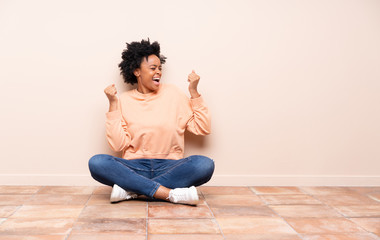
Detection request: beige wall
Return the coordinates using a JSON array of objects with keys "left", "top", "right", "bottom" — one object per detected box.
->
[{"left": 1, "top": 0, "right": 379, "bottom": 186}]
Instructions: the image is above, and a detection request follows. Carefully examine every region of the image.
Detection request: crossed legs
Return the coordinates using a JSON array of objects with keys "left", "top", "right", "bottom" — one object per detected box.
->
[{"left": 88, "top": 154, "right": 215, "bottom": 202}]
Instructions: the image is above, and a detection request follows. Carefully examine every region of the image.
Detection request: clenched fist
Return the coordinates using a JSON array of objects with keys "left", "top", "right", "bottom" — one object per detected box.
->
[
  {"left": 104, "top": 84, "right": 119, "bottom": 112},
  {"left": 188, "top": 70, "right": 201, "bottom": 98},
  {"left": 188, "top": 70, "right": 200, "bottom": 90},
  {"left": 104, "top": 84, "right": 118, "bottom": 103}
]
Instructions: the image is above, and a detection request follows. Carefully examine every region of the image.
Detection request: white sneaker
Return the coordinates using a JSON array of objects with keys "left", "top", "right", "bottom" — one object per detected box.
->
[
  {"left": 110, "top": 184, "right": 138, "bottom": 203},
  {"left": 168, "top": 186, "right": 199, "bottom": 205}
]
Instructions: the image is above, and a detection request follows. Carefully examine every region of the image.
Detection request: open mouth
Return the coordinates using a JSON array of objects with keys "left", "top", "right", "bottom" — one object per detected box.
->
[{"left": 153, "top": 77, "right": 160, "bottom": 86}]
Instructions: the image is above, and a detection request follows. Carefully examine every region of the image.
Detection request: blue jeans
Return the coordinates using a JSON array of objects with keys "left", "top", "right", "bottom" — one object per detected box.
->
[{"left": 88, "top": 154, "right": 215, "bottom": 198}]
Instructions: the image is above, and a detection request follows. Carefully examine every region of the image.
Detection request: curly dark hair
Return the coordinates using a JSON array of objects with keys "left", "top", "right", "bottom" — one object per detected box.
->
[{"left": 118, "top": 39, "right": 166, "bottom": 84}]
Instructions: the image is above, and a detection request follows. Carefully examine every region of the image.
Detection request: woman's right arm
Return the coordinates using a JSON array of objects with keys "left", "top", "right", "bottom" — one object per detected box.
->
[{"left": 104, "top": 84, "right": 131, "bottom": 152}]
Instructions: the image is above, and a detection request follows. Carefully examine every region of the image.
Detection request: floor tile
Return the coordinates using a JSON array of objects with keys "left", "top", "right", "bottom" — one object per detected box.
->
[
  {"left": 224, "top": 234, "right": 302, "bottom": 240},
  {"left": 0, "top": 195, "right": 33, "bottom": 205},
  {"left": 148, "top": 234, "right": 224, "bottom": 240},
  {"left": 333, "top": 205, "right": 380, "bottom": 217},
  {"left": 0, "top": 236, "right": 66, "bottom": 240},
  {"left": 1, "top": 184, "right": 378, "bottom": 239},
  {"left": 204, "top": 194, "right": 264, "bottom": 206},
  {"left": 349, "top": 218, "right": 380, "bottom": 235},
  {"left": 259, "top": 194, "right": 322, "bottom": 205},
  {"left": 79, "top": 204, "right": 146, "bottom": 219},
  {"left": 300, "top": 233, "right": 379, "bottom": 240},
  {"left": 0, "top": 206, "right": 20, "bottom": 218},
  {"left": 300, "top": 187, "right": 358, "bottom": 195},
  {"left": 26, "top": 194, "right": 90, "bottom": 205},
  {"left": 86, "top": 194, "right": 146, "bottom": 205},
  {"left": 0, "top": 186, "right": 42, "bottom": 195},
  {"left": 251, "top": 187, "right": 304, "bottom": 195},
  {"left": 85, "top": 194, "right": 109, "bottom": 205},
  {"left": 72, "top": 218, "right": 146, "bottom": 234},
  {"left": 314, "top": 194, "right": 380, "bottom": 206},
  {"left": 285, "top": 218, "right": 365, "bottom": 234},
  {"left": 92, "top": 186, "right": 112, "bottom": 195},
  {"left": 368, "top": 193, "right": 380, "bottom": 202},
  {"left": 199, "top": 186, "right": 254, "bottom": 195},
  {"left": 148, "top": 196, "right": 207, "bottom": 206},
  {"left": 68, "top": 233, "right": 146, "bottom": 240},
  {"left": 211, "top": 205, "right": 276, "bottom": 217},
  {"left": 37, "top": 186, "right": 95, "bottom": 195},
  {"left": 270, "top": 205, "right": 343, "bottom": 218},
  {"left": 149, "top": 204, "right": 213, "bottom": 218},
  {"left": 0, "top": 218, "right": 75, "bottom": 235},
  {"left": 148, "top": 218, "right": 220, "bottom": 234},
  {"left": 10, "top": 205, "right": 84, "bottom": 219},
  {"left": 216, "top": 216, "right": 297, "bottom": 234},
  {"left": 348, "top": 187, "right": 380, "bottom": 194}
]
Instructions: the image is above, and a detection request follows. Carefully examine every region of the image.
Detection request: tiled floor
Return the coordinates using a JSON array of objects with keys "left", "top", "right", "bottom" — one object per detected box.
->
[{"left": 0, "top": 186, "right": 379, "bottom": 239}]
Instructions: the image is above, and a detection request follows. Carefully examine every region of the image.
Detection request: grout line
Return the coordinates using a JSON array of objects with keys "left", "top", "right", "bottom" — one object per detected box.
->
[
  {"left": 4, "top": 205, "right": 23, "bottom": 219},
  {"left": 336, "top": 215, "right": 380, "bottom": 237},
  {"left": 0, "top": 218, "right": 6, "bottom": 226},
  {"left": 263, "top": 201, "right": 306, "bottom": 239},
  {"left": 34, "top": 185, "right": 44, "bottom": 195},
  {"left": 298, "top": 186, "right": 355, "bottom": 219},
  {"left": 2, "top": 185, "right": 378, "bottom": 239},
  {"left": 82, "top": 187, "right": 94, "bottom": 206},
  {"left": 249, "top": 186, "right": 257, "bottom": 194},
  {"left": 200, "top": 188, "right": 226, "bottom": 240},
  {"left": 4, "top": 186, "right": 45, "bottom": 222},
  {"left": 146, "top": 202, "right": 148, "bottom": 240},
  {"left": 26, "top": 185, "right": 44, "bottom": 204},
  {"left": 368, "top": 194, "right": 380, "bottom": 203},
  {"left": 63, "top": 188, "right": 92, "bottom": 240},
  {"left": 251, "top": 186, "right": 309, "bottom": 240},
  {"left": 298, "top": 186, "right": 380, "bottom": 238},
  {"left": 267, "top": 208, "right": 306, "bottom": 240}
]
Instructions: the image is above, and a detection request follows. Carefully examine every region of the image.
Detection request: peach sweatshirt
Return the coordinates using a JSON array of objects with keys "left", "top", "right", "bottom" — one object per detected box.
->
[{"left": 105, "top": 84, "right": 211, "bottom": 160}]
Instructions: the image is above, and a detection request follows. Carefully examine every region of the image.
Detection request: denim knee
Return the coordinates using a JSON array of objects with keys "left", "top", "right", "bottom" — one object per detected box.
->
[
  {"left": 189, "top": 155, "right": 215, "bottom": 177},
  {"left": 88, "top": 154, "right": 110, "bottom": 174}
]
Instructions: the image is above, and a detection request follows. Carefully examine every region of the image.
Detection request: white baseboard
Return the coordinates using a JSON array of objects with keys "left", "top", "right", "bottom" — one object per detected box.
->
[
  {"left": 208, "top": 174, "right": 380, "bottom": 186},
  {"left": 1, "top": 174, "right": 379, "bottom": 186},
  {"left": 0, "top": 174, "right": 99, "bottom": 186}
]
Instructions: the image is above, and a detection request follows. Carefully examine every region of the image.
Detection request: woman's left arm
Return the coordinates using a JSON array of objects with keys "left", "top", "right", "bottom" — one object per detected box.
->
[
  {"left": 186, "top": 70, "right": 211, "bottom": 135},
  {"left": 188, "top": 70, "right": 201, "bottom": 99}
]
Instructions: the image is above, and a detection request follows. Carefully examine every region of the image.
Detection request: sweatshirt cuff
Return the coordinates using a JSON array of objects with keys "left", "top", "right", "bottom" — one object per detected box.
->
[
  {"left": 190, "top": 95, "right": 205, "bottom": 108},
  {"left": 106, "top": 110, "right": 122, "bottom": 120}
]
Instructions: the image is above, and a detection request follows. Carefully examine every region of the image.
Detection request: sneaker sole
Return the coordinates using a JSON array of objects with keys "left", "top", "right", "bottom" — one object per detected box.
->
[
  {"left": 187, "top": 186, "right": 199, "bottom": 205},
  {"left": 110, "top": 185, "right": 138, "bottom": 203}
]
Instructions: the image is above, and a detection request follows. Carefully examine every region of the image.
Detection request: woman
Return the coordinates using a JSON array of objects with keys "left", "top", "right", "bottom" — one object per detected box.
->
[{"left": 88, "top": 39, "right": 214, "bottom": 205}]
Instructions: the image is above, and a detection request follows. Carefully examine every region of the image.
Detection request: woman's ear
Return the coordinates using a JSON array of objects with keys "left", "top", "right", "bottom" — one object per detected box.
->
[{"left": 134, "top": 68, "right": 140, "bottom": 77}]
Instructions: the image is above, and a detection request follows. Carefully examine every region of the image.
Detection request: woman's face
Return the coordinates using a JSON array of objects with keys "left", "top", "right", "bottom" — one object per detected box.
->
[{"left": 134, "top": 54, "right": 162, "bottom": 94}]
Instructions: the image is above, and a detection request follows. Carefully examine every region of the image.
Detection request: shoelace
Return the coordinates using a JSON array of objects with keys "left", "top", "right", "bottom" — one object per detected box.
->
[
  {"left": 174, "top": 193, "right": 186, "bottom": 201},
  {"left": 173, "top": 189, "right": 190, "bottom": 202}
]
